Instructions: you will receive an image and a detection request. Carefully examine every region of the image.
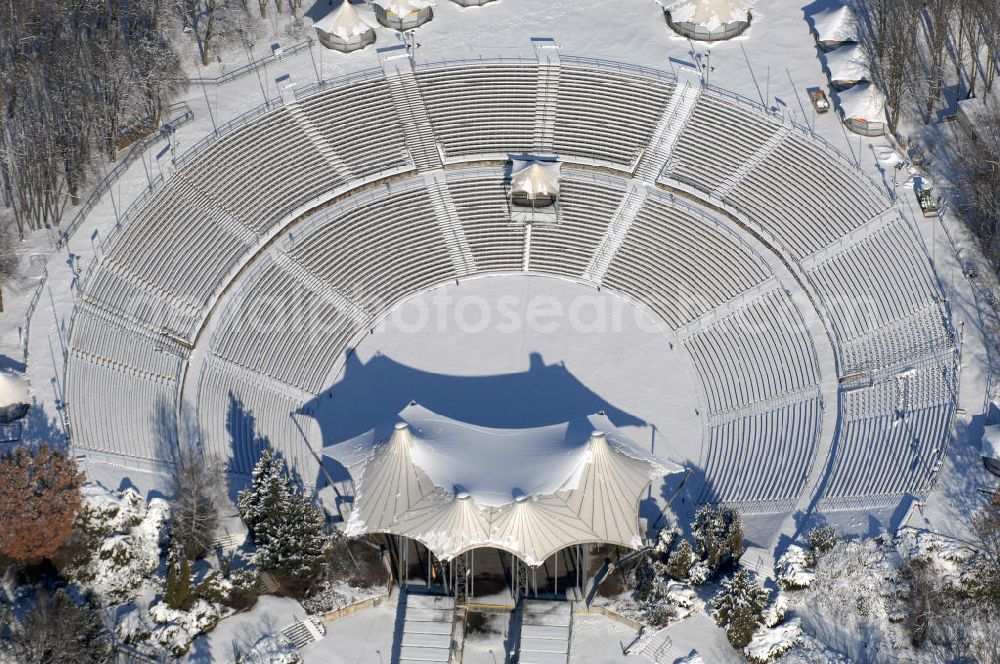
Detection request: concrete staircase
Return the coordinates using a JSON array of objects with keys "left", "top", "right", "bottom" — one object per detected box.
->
[
  {"left": 425, "top": 171, "right": 476, "bottom": 276},
  {"left": 634, "top": 80, "right": 701, "bottom": 183},
  {"left": 397, "top": 593, "right": 457, "bottom": 664},
  {"left": 385, "top": 69, "right": 443, "bottom": 171},
  {"left": 582, "top": 181, "right": 647, "bottom": 285},
  {"left": 517, "top": 600, "right": 573, "bottom": 664}
]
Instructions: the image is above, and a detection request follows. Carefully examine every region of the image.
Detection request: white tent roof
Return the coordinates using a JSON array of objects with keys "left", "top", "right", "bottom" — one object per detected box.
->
[
  {"left": 811, "top": 4, "right": 858, "bottom": 44},
  {"left": 314, "top": 1, "right": 375, "bottom": 40},
  {"left": 511, "top": 160, "right": 561, "bottom": 198},
  {"left": 824, "top": 44, "right": 869, "bottom": 82},
  {"left": 375, "top": 0, "right": 434, "bottom": 16},
  {"left": 0, "top": 372, "right": 29, "bottom": 409},
  {"left": 662, "top": 0, "right": 751, "bottom": 30},
  {"left": 837, "top": 82, "right": 885, "bottom": 122},
  {"left": 323, "top": 404, "right": 683, "bottom": 565},
  {"left": 983, "top": 424, "right": 1000, "bottom": 460}
]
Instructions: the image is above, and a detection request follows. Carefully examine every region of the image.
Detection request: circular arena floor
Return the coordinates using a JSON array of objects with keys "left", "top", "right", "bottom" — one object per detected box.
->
[
  {"left": 316, "top": 275, "right": 704, "bottom": 466},
  {"left": 62, "top": 55, "right": 958, "bottom": 541}
]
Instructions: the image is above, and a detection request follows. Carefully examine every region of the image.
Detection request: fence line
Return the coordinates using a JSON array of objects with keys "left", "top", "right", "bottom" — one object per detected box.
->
[{"left": 188, "top": 39, "right": 313, "bottom": 86}]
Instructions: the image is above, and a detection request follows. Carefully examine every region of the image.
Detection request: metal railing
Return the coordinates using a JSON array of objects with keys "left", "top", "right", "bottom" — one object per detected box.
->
[{"left": 188, "top": 39, "right": 313, "bottom": 86}]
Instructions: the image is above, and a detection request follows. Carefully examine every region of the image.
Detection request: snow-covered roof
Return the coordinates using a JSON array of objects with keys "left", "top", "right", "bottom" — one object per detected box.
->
[
  {"left": 811, "top": 4, "right": 858, "bottom": 44},
  {"left": 511, "top": 160, "right": 561, "bottom": 198},
  {"left": 0, "top": 372, "right": 29, "bottom": 408},
  {"left": 375, "top": 0, "right": 434, "bottom": 16},
  {"left": 983, "top": 424, "right": 1000, "bottom": 460},
  {"left": 323, "top": 403, "right": 683, "bottom": 565},
  {"left": 314, "top": 1, "right": 375, "bottom": 40},
  {"left": 824, "top": 44, "right": 869, "bottom": 83},
  {"left": 662, "top": 0, "right": 751, "bottom": 30},
  {"left": 837, "top": 82, "right": 885, "bottom": 123}
]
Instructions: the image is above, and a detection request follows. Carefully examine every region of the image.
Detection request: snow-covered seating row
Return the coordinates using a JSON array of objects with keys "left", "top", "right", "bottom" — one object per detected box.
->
[
  {"left": 445, "top": 171, "right": 524, "bottom": 273},
  {"left": 602, "top": 194, "right": 771, "bottom": 329},
  {"left": 66, "top": 303, "right": 187, "bottom": 463},
  {"left": 683, "top": 291, "right": 820, "bottom": 414},
  {"left": 720, "top": 132, "right": 888, "bottom": 259},
  {"left": 290, "top": 182, "right": 457, "bottom": 314},
  {"left": 210, "top": 257, "right": 365, "bottom": 394},
  {"left": 700, "top": 395, "right": 822, "bottom": 509},
  {"left": 529, "top": 174, "right": 627, "bottom": 276},
  {"left": 806, "top": 219, "right": 941, "bottom": 345},
  {"left": 415, "top": 63, "right": 539, "bottom": 159},
  {"left": 822, "top": 358, "right": 956, "bottom": 505},
  {"left": 293, "top": 76, "right": 412, "bottom": 178},
  {"left": 551, "top": 64, "right": 673, "bottom": 167},
  {"left": 66, "top": 351, "right": 180, "bottom": 463},
  {"left": 197, "top": 360, "right": 321, "bottom": 480},
  {"left": 840, "top": 305, "right": 953, "bottom": 376},
  {"left": 668, "top": 93, "right": 782, "bottom": 192}
]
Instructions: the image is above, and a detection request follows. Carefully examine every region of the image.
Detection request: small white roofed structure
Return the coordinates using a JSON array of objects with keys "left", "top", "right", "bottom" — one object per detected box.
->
[
  {"left": 824, "top": 44, "right": 869, "bottom": 88},
  {"left": 314, "top": 2, "right": 377, "bottom": 52},
  {"left": 810, "top": 4, "right": 858, "bottom": 50},
  {"left": 323, "top": 403, "right": 683, "bottom": 566},
  {"left": 509, "top": 159, "right": 561, "bottom": 223},
  {"left": 0, "top": 371, "right": 30, "bottom": 424},
  {"left": 373, "top": 0, "right": 434, "bottom": 30},
  {"left": 982, "top": 424, "right": 1000, "bottom": 477},
  {"left": 661, "top": 0, "right": 752, "bottom": 42},
  {"left": 837, "top": 82, "right": 886, "bottom": 136}
]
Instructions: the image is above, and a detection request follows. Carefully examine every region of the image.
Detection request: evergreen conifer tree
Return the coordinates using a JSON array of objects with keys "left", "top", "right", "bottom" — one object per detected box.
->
[{"left": 713, "top": 570, "right": 769, "bottom": 648}]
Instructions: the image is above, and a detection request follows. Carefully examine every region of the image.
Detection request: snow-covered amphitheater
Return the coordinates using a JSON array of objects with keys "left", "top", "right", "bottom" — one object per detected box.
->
[{"left": 61, "top": 43, "right": 959, "bottom": 547}]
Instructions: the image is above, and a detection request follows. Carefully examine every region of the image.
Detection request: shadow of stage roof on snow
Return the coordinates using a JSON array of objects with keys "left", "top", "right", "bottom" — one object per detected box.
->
[{"left": 301, "top": 350, "right": 647, "bottom": 453}]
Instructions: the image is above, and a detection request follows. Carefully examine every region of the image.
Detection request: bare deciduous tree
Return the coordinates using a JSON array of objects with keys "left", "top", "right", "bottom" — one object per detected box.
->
[{"left": 170, "top": 448, "right": 225, "bottom": 559}]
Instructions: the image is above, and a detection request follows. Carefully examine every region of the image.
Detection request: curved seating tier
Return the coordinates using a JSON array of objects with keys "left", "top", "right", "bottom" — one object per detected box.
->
[
  {"left": 669, "top": 93, "right": 782, "bottom": 192},
  {"left": 198, "top": 360, "right": 321, "bottom": 479},
  {"left": 602, "top": 196, "right": 771, "bottom": 329},
  {"left": 683, "top": 290, "right": 821, "bottom": 414},
  {"left": 63, "top": 56, "right": 956, "bottom": 512},
  {"left": 416, "top": 63, "right": 539, "bottom": 159},
  {"left": 821, "top": 357, "right": 956, "bottom": 506},
  {"left": 700, "top": 396, "right": 822, "bottom": 510},
  {"left": 551, "top": 63, "right": 673, "bottom": 167}
]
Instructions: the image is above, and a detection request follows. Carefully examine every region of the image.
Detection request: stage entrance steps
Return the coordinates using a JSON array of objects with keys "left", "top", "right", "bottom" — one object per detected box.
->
[
  {"left": 517, "top": 599, "right": 573, "bottom": 664},
  {"left": 398, "top": 593, "right": 457, "bottom": 663}
]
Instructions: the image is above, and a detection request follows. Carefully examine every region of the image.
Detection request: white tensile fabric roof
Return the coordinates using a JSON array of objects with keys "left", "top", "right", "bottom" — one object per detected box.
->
[
  {"left": 376, "top": 0, "right": 434, "bottom": 16},
  {"left": 511, "top": 160, "right": 561, "bottom": 198},
  {"left": 838, "top": 82, "right": 885, "bottom": 122},
  {"left": 811, "top": 4, "right": 858, "bottom": 44},
  {"left": 824, "top": 44, "right": 869, "bottom": 82},
  {"left": 983, "top": 424, "right": 1000, "bottom": 460},
  {"left": 323, "top": 404, "right": 683, "bottom": 565},
  {"left": 315, "top": 1, "right": 375, "bottom": 40},
  {"left": 662, "top": 0, "right": 751, "bottom": 30},
  {"left": 0, "top": 372, "right": 30, "bottom": 408}
]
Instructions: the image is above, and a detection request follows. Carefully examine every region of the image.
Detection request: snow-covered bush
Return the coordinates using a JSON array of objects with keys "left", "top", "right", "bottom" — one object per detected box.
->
[
  {"left": 146, "top": 598, "right": 227, "bottom": 656},
  {"left": 239, "top": 634, "right": 302, "bottom": 664},
  {"left": 762, "top": 593, "right": 789, "bottom": 628},
  {"left": 805, "top": 526, "right": 838, "bottom": 566},
  {"left": 744, "top": 618, "right": 803, "bottom": 664},
  {"left": 776, "top": 545, "right": 814, "bottom": 590},
  {"left": 688, "top": 560, "right": 711, "bottom": 585},
  {"left": 65, "top": 485, "right": 171, "bottom": 604}
]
